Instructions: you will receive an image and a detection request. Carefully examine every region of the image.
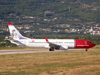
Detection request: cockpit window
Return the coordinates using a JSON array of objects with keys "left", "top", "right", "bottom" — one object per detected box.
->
[{"left": 89, "top": 42, "right": 92, "bottom": 43}]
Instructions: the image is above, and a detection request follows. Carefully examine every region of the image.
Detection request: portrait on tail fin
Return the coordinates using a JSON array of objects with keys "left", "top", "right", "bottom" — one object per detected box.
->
[{"left": 11, "top": 30, "right": 18, "bottom": 40}]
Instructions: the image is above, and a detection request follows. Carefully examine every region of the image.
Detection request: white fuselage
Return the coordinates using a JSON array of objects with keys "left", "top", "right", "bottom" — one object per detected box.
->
[{"left": 12, "top": 39, "right": 75, "bottom": 48}]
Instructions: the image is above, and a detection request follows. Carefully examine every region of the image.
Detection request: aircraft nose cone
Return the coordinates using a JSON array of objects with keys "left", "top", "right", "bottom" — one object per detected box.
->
[
  {"left": 92, "top": 43, "right": 95, "bottom": 47},
  {"left": 89, "top": 43, "right": 95, "bottom": 48}
]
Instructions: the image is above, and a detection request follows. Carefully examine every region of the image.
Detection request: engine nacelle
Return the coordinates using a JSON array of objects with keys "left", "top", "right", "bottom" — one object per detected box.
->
[
  {"left": 44, "top": 45, "right": 50, "bottom": 48},
  {"left": 60, "top": 46, "right": 68, "bottom": 50}
]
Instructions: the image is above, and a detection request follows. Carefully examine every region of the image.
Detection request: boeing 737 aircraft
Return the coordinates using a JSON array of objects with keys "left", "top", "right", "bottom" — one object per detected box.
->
[{"left": 7, "top": 23, "right": 95, "bottom": 51}]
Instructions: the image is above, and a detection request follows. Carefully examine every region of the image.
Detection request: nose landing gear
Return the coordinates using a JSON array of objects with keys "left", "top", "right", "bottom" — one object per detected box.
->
[{"left": 85, "top": 49, "right": 87, "bottom": 51}]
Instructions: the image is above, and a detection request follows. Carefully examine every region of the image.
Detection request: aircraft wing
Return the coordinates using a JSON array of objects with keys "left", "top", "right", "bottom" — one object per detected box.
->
[
  {"left": 45, "top": 37, "right": 68, "bottom": 51},
  {"left": 44, "top": 37, "right": 60, "bottom": 49}
]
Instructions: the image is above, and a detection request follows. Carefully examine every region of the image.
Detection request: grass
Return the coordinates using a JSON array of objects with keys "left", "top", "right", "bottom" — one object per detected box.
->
[{"left": 0, "top": 49, "right": 100, "bottom": 75}]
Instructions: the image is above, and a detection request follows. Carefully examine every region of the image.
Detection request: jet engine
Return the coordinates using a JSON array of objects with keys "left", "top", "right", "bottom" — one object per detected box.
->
[
  {"left": 60, "top": 46, "right": 68, "bottom": 50},
  {"left": 45, "top": 44, "right": 50, "bottom": 48}
]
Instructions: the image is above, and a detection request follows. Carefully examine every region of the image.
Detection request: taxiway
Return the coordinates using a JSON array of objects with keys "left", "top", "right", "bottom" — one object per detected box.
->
[{"left": 0, "top": 49, "right": 63, "bottom": 55}]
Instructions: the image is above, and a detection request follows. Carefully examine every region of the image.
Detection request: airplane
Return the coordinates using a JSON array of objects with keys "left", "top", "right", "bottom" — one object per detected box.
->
[{"left": 7, "top": 23, "right": 95, "bottom": 51}]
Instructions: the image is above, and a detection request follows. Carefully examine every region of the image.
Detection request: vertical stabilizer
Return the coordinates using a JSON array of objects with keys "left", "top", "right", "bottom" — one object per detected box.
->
[{"left": 8, "top": 23, "right": 27, "bottom": 40}]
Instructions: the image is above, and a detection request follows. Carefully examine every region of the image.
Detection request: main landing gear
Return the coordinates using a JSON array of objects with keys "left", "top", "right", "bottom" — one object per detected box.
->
[{"left": 49, "top": 47, "right": 54, "bottom": 51}]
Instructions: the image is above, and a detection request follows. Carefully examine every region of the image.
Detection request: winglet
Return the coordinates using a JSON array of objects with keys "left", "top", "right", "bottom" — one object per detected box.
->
[
  {"left": 8, "top": 23, "right": 13, "bottom": 25},
  {"left": 45, "top": 37, "right": 49, "bottom": 42}
]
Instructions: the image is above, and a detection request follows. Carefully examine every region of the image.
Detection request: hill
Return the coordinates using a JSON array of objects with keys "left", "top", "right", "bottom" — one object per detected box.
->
[
  {"left": 0, "top": 0, "right": 100, "bottom": 21},
  {"left": 0, "top": 0, "right": 100, "bottom": 36}
]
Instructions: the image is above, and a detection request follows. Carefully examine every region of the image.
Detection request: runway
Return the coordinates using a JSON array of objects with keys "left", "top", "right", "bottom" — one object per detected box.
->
[
  {"left": 0, "top": 49, "right": 64, "bottom": 55},
  {"left": 0, "top": 49, "right": 85, "bottom": 55}
]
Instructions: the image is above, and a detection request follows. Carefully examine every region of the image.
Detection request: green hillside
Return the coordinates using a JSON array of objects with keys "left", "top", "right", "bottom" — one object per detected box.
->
[
  {"left": 0, "top": 0, "right": 100, "bottom": 22},
  {"left": 0, "top": 0, "right": 100, "bottom": 46},
  {"left": 0, "top": 0, "right": 100, "bottom": 36}
]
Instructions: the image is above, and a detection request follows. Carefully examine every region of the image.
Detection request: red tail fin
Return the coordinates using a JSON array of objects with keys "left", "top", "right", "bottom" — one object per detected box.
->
[{"left": 8, "top": 23, "right": 13, "bottom": 25}]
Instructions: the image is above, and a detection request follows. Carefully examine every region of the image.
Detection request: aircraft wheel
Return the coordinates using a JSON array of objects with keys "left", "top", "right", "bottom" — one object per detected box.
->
[
  {"left": 85, "top": 49, "right": 87, "bottom": 51},
  {"left": 49, "top": 48, "right": 54, "bottom": 51},
  {"left": 49, "top": 48, "right": 52, "bottom": 51}
]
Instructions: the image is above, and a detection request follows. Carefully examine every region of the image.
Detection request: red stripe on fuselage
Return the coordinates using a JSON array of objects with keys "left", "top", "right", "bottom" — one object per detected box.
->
[
  {"left": 75, "top": 39, "right": 86, "bottom": 48},
  {"left": 75, "top": 39, "right": 89, "bottom": 48},
  {"left": 75, "top": 39, "right": 95, "bottom": 49}
]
